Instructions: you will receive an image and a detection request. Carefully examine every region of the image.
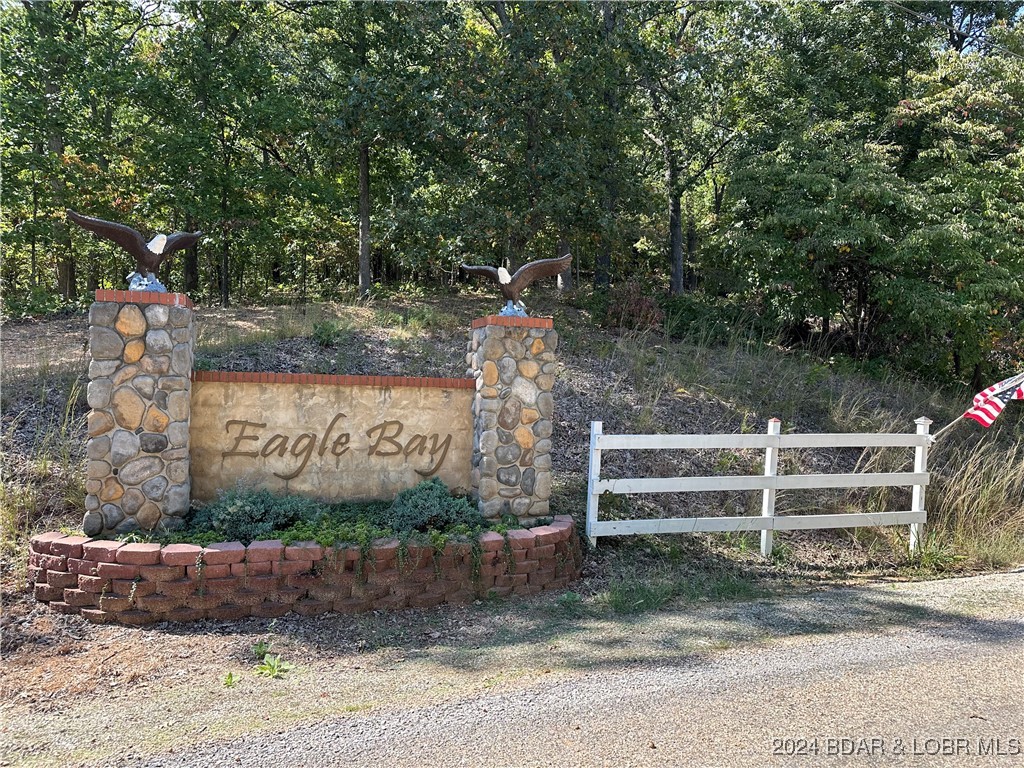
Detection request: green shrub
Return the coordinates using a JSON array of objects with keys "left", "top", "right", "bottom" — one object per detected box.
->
[
  {"left": 603, "top": 280, "right": 665, "bottom": 332},
  {"left": 383, "top": 478, "right": 484, "bottom": 533},
  {"left": 311, "top": 320, "right": 344, "bottom": 348},
  {"left": 188, "top": 487, "right": 329, "bottom": 544}
]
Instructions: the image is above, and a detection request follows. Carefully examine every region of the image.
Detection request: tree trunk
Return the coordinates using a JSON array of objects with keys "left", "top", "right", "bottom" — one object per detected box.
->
[
  {"left": 668, "top": 148, "right": 683, "bottom": 296},
  {"left": 685, "top": 207, "right": 697, "bottom": 291},
  {"left": 184, "top": 217, "right": 199, "bottom": 295},
  {"left": 358, "top": 141, "right": 372, "bottom": 297},
  {"left": 556, "top": 236, "right": 573, "bottom": 292}
]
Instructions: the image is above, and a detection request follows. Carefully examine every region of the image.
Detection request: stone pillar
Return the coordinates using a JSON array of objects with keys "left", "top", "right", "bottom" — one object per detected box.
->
[
  {"left": 84, "top": 290, "right": 195, "bottom": 536},
  {"left": 467, "top": 316, "right": 557, "bottom": 525}
]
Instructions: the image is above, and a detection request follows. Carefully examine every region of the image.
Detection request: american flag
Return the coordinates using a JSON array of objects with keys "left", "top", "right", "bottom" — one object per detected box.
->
[{"left": 963, "top": 373, "right": 1024, "bottom": 428}]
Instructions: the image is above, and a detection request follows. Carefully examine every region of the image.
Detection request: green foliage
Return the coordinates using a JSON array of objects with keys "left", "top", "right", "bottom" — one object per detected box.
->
[
  {"left": 382, "top": 478, "right": 484, "bottom": 534},
  {"left": 187, "top": 488, "right": 330, "bottom": 545},
  {"left": 222, "top": 672, "right": 239, "bottom": 688},
  {"left": 311, "top": 320, "right": 345, "bottom": 348},
  {"left": 254, "top": 654, "right": 294, "bottom": 679},
  {"left": 251, "top": 641, "right": 272, "bottom": 660}
]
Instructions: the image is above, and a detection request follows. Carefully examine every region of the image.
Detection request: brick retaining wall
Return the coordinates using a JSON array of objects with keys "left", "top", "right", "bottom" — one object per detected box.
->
[{"left": 28, "top": 517, "right": 582, "bottom": 625}]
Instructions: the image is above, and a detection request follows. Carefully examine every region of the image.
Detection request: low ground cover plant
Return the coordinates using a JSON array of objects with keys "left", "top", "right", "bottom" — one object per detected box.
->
[{"left": 117, "top": 478, "right": 499, "bottom": 550}]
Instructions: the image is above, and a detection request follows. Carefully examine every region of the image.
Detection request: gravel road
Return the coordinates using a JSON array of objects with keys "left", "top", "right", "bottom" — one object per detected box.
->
[{"left": 117, "top": 572, "right": 1024, "bottom": 768}]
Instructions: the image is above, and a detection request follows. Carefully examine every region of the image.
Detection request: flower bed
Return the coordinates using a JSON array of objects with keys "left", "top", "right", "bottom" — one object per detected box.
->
[{"left": 27, "top": 516, "right": 582, "bottom": 625}]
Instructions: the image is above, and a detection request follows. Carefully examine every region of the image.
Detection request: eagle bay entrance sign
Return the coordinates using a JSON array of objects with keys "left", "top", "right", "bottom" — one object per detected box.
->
[{"left": 189, "top": 373, "right": 474, "bottom": 501}]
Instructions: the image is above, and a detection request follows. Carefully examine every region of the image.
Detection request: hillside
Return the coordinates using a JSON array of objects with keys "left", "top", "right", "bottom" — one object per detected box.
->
[{"left": 3, "top": 288, "right": 1022, "bottom": 600}]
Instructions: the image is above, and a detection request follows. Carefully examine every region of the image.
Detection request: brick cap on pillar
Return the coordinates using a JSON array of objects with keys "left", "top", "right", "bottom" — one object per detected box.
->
[
  {"left": 471, "top": 316, "right": 554, "bottom": 330},
  {"left": 94, "top": 290, "right": 193, "bottom": 309}
]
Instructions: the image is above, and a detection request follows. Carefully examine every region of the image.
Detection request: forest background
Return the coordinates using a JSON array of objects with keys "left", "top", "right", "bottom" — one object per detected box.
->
[{"left": 3, "top": 0, "right": 1023, "bottom": 386}]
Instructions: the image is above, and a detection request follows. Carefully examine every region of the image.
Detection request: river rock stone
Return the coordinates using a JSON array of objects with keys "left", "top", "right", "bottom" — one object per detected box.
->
[
  {"left": 144, "top": 304, "right": 169, "bottom": 326},
  {"left": 87, "top": 435, "right": 110, "bottom": 460},
  {"left": 497, "top": 428, "right": 514, "bottom": 445},
  {"left": 481, "top": 335, "right": 505, "bottom": 361},
  {"left": 479, "top": 456, "right": 497, "bottom": 477},
  {"left": 521, "top": 408, "right": 540, "bottom": 425},
  {"left": 86, "top": 379, "right": 112, "bottom": 410},
  {"left": 536, "top": 392, "right": 553, "bottom": 418},
  {"left": 171, "top": 327, "right": 191, "bottom": 343},
  {"left": 140, "top": 433, "right": 169, "bottom": 453},
  {"left": 154, "top": 390, "right": 169, "bottom": 409},
  {"left": 114, "top": 517, "right": 140, "bottom": 535},
  {"left": 518, "top": 360, "right": 540, "bottom": 378},
  {"left": 158, "top": 376, "right": 190, "bottom": 391},
  {"left": 86, "top": 480, "right": 102, "bottom": 495},
  {"left": 169, "top": 306, "right": 190, "bottom": 327},
  {"left": 167, "top": 422, "right": 189, "bottom": 448},
  {"left": 111, "top": 387, "right": 145, "bottom": 429},
  {"left": 533, "top": 419, "right": 553, "bottom": 439},
  {"left": 514, "top": 426, "right": 534, "bottom": 450},
  {"left": 495, "top": 444, "right": 522, "bottom": 465},
  {"left": 167, "top": 391, "right": 189, "bottom": 421},
  {"left": 533, "top": 453, "right": 552, "bottom": 470},
  {"left": 122, "top": 488, "right": 145, "bottom": 515},
  {"left": 89, "top": 302, "right": 118, "bottom": 326},
  {"left": 136, "top": 502, "right": 162, "bottom": 530},
  {"left": 88, "top": 411, "right": 114, "bottom": 437},
  {"left": 536, "top": 374, "right": 555, "bottom": 392},
  {"left": 521, "top": 467, "right": 537, "bottom": 495},
  {"left": 530, "top": 337, "right": 545, "bottom": 355},
  {"left": 112, "top": 365, "right": 139, "bottom": 386},
  {"left": 512, "top": 497, "right": 532, "bottom": 517},
  {"left": 119, "top": 456, "right": 162, "bottom": 486},
  {"left": 134, "top": 375, "right": 156, "bottom": 399},
  {"left": 142, "top": 475, "right": 168, "bottom": 500},
  {"left": 482, "top": 360, "right": 499, "bottom": 386},
  {"left": 145, "top": 328, "right": 173, "bottom": 355},
  {"left": 142, "top": 404, "right": 170, "bottom": 433},
  {"left": 87, "top": 460, "right": 111, "bottom": 480},
  {"left": 498, "top": 356, "right": 518, "bottom": 383},
  {"left": 520, "top": 448, "right": 534, "bottom": 467},
  {"left": 503, "top": 337, "right": 525, "bottom": 358},
  {"left": 99, "top": 477, "right": 124, "bottom": 502},
  {"left": 111, "top": 430, "right": 140, "bottom": 466},
  {"left": 497, "top": 397, "right": 522, "bottom": 430},
  {"left": 83, "top": 511, "right": 103, "bottom": 537},
  {"left": 140, "top": 354, "right": 170, "bottom": 375},
  {"left": 115, "top": 305, "right": 146, "bottom": 338},
  {"left": 496, "top": 465, "right": 521, "bottom": 487},
  {"left": 170, "top": 344, "right": 191, "bottom": 376},
  {"left": 164, "top": 482, "right": 190, "bottom": 515},
  {"left": 166, "top": 459, "right": 189, "bottom": 484},
  {"left": 90, "top": 327, "right": 124, "bottom": 360},
  {"left": 511, "top": 377, "right": 538, "bottom": 405},
  {"left": 479, "top": 478, "right": 498, "bottom": 501},
  {"left": 123, "top": 339, "right": 145, "bottom": 364},
  {"left": 102, "top": 504, "right": 125, "bottom": 528},
  {"left": 89, "top": 359, "right": 118, "bottom": 379},
  {"left": 479, "top": 430, "right": 499, "bottom": 453},
  {"left": 534, "top": 470, "right": 552, "bottom": 499}
]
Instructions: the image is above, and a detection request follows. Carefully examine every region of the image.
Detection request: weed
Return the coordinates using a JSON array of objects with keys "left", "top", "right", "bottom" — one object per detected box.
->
[
  {"left": 547, "top": 590, "right": 586, "bottom": 617},
  {"left": 251, "top": 640, "right": 272, "bottom": 660},
  {"left": 254, "top": 654, "right": 294, "bottom": 679},
  {"left": 223, "top": 671, "right": 239, "bottom": 688}
]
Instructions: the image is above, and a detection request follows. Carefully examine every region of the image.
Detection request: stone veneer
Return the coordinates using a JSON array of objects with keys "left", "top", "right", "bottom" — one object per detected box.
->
[
  {"left": 467, "top": 316, "right": 557, "bottom": 524},
  {"left": 85, "top": 291, "right": 195, "bottom": 537},
  {"left": 27, "top": 517, "right": 582, "bottom": 625}
]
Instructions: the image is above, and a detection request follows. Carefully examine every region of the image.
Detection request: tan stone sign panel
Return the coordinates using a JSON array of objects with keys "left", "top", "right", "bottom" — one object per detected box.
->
[{"left": 190, "top": 379, "right": 473, "bottom": 501}]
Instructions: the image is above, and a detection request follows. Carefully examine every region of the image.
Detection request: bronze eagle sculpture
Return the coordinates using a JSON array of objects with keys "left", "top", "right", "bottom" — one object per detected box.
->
[
  {"left": 462, "top": 254, "right": 572, "bottom": 316},
  {"left": 66, "top": 209, "right": 201, "bottom": 291}
]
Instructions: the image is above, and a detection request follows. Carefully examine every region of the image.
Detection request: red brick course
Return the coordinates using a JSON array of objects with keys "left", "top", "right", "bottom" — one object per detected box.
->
[{"left": 28, "top": 523, "right": 583, "bottom": 625}]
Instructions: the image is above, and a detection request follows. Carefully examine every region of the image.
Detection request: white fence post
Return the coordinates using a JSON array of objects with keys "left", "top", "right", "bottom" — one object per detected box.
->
[
  {"left": 910, "top": 417, "right": 932, "bottom": 554},
  {"left": 760, "top": 418, "right": 782, "bottom": 557},
  {"left": 586, "top": 421, "right": 603, "bottom": 547}
]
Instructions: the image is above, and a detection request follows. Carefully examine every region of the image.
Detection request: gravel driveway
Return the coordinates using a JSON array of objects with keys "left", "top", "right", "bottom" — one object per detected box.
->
[{"left": 50, "top": 572, "right": 1021, "bottom": 768}]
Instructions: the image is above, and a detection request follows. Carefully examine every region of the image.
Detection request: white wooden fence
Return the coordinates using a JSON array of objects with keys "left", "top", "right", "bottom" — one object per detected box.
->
[{"left": 586, "top": 417, "right": 932, "bottom": 556}]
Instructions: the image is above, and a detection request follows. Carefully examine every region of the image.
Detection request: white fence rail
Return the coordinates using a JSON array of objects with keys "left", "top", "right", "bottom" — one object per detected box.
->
[{"left": 586, "top": 418, "right": 932, "bottom": 556}]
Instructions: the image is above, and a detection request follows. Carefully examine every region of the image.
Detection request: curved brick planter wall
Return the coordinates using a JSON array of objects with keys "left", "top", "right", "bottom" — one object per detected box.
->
[{"left": 28, "top": 516, "right": 582, "bottom": 625}]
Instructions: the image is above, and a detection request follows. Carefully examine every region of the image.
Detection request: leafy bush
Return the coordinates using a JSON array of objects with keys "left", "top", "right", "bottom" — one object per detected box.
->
[
  {"left": 311, "top": 320, "right": 344, "bottom": 348},
  {"left": 383, "top": 478, "right": 484, "bottom": 533},
  {"left": 188, "top": 487, "right": 330, "bottom": 544}
]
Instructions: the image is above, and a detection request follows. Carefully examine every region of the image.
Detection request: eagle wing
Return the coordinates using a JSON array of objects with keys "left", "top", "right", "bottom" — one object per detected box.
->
[
  {"left": 508, "top": 254, "right": 572, "bottom": 301},
  {"left": 66, "top": 209, "right": 148, "bottom": 260},
  {"left": 461, "top": 263, "right": 515, "bottom": 300},
  {"left": 163, "top": 231, "right": 203, "bottom": 254}
]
